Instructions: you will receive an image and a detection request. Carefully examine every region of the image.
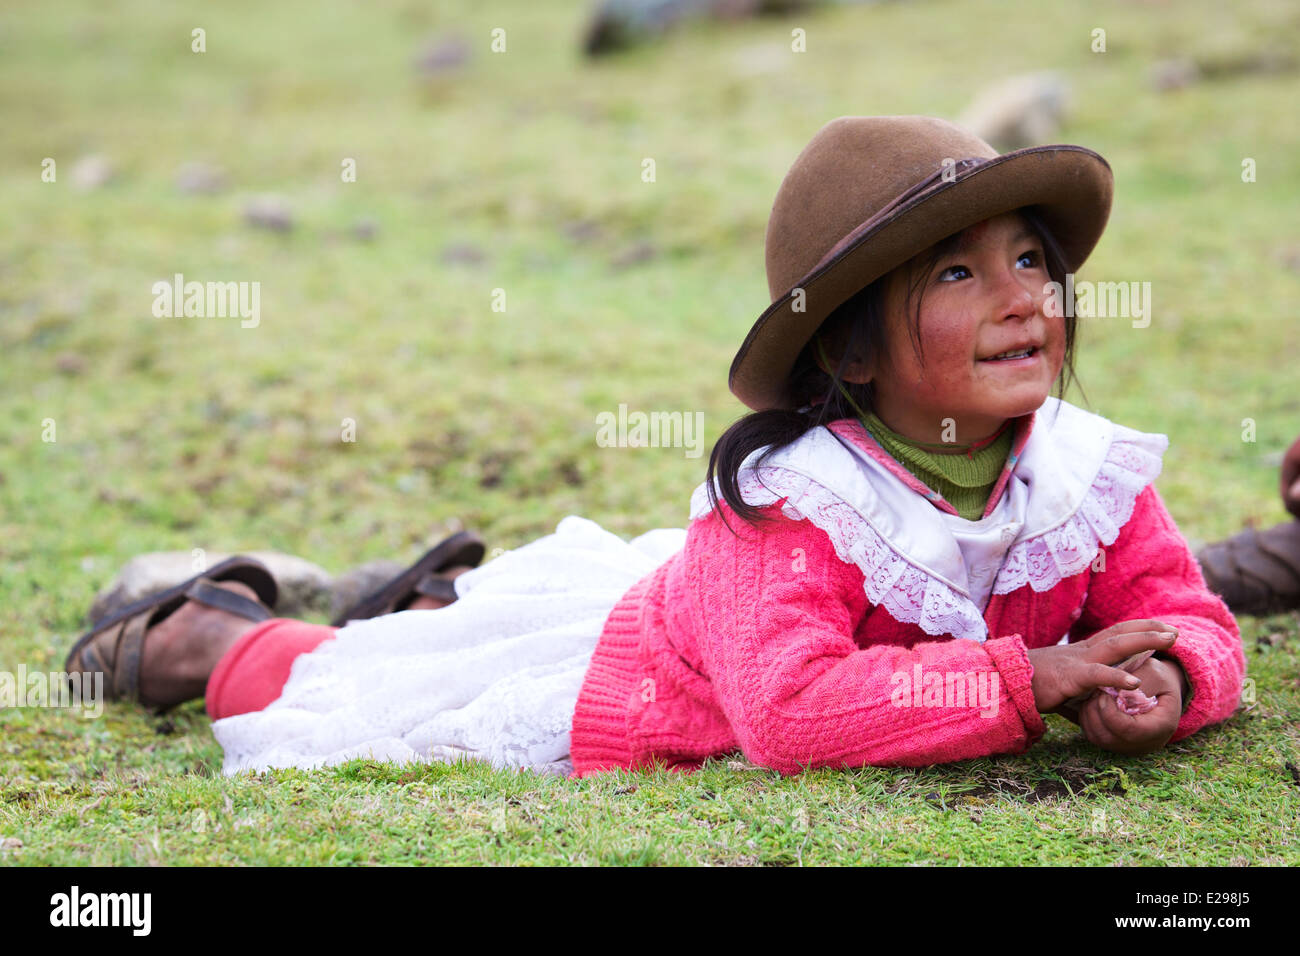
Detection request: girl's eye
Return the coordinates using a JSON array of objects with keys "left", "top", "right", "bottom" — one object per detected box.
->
[{"left": 938, "top": 249, "right": 1043, "bottom": 282}]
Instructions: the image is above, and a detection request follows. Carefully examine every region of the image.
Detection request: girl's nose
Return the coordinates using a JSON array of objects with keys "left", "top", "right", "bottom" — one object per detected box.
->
[{"left": 991, "top": 264, "right": 1039, "bottom": 320}]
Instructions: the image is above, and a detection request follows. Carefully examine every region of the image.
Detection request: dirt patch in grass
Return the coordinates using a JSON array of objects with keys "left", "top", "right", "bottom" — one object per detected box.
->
[{"left": 944, "top": 763, "right": 1128, "bottom": 806}]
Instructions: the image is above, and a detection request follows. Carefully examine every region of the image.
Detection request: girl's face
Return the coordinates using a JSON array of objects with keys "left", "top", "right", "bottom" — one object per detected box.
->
[{"left": 852, "top": 211, "right": 1065, "bottom": 446}]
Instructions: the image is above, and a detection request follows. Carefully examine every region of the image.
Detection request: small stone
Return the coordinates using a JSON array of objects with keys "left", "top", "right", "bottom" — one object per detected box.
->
[
  {"left": 89, "top": 550, "right": 333, "bottom": 623},
  {"left": 610, "top": 239, "right": 657, "bottom": 269},
  {"left": 956, "top": 71, "right": 1070, "bottom": 151},
  {"left": 1150, "top": 58, "right": 1200, "bottom": 92},
  {"left": 582, "top": 0, "right": 711, "bottom": 57},
  {"left": 328, "top": 560, "right": 407, "bottom": 621},
  {"left": 54, "top": 352, "right": 88, "bottom": 375},
  {"left": 1277, "top": 245, "right": 1300, "bottom": 273},
  {"left": 176, "top": 161, "right": 228, "bottom": 195},
  {"left": 0, "top": 838, "right": 22, "bottom": 850},
  {"left": 731, "top": 41, "right": 789, "bottom": 78},
  {"left": 413, "top": 34, "right": 471, "bottom": 74},
  {"left": 440, "top": 242, "right": 487, "bottom": 266},
  {"left": 71, "top": 155, "right": 114, "bottom": 191},
  {"left": 562, "top": 219, "right": 604, "bottom": 244},
  {"left": 243, "top": 194, "right": 294, "bottom": 232}
]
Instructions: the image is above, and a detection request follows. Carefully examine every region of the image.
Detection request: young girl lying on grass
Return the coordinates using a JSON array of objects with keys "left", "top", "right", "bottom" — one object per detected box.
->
[{"left": 66, "top": 116, "right": 1245, "bottom": 778}]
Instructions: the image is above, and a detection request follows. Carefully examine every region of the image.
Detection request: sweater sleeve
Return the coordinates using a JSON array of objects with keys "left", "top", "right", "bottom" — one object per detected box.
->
[
  {"left": 1069, "top": 483, "right": 1246, "bottom": 742},
  {"left": 688, "top": 500, "right": 1047, "bottom": 774}
]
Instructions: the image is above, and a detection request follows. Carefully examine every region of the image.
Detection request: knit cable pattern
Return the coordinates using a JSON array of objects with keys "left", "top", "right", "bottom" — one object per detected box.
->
[
  {"left": 690, "top": 427, "right": 1164, "bottom": 644},
  {"left": 693, "top": 468, "right": 987, "bottom": 641}
]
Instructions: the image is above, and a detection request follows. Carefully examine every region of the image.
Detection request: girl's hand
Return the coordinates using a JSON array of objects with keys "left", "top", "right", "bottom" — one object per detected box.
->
[
  {"left": 1025, "top": 619, "right": 1179, "bottom": 715},
  {"left": 1076, "top": 655, "right": 1184, "bottom": 754}
]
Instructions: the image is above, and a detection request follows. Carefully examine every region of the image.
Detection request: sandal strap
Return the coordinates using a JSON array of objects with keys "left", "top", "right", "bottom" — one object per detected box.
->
[
  {"left": 114, "top": 613, "right": 149, "bottom": 702},
  {"left": 412, "top": 574, "right": 458, "bottom": 603},
  {"left": 329, "top": 530, "right": 484, "bottom": 626},
  {"left": 63, "top": 560, "right": 278, "bottom": 712},
  {"left": 184, "top": 578, "right": 273, "bottom": 622}
]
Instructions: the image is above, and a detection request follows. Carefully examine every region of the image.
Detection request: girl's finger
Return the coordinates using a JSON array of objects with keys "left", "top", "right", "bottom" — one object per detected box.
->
[
  {"left": 1091, "top": 619, "right": 1178, "bottom": 638},
  {"left": 1115, "top": 648, "right": 1157, "bottom": 673},
  {"left": 1084, "top": 693, "right": 1175, "bottom": 754},
  {"left": 1090, "top": 700, "right": 1159, "bottom": 753},
  {"left": 1098, "top": 692, "right": 1177, "bottom": 747},
  {"left": 1079, "top": 698, "right": 1118, "bottom": 749},
  {"left": 1096, "top": 691, "right": 1140, "bottom": 732},
  {"left": 1089, "top": 628, "right": 1178, "bottom": 666},
  {"left": 1083, "top": 662, "right": 1147, "bottom": 692}
]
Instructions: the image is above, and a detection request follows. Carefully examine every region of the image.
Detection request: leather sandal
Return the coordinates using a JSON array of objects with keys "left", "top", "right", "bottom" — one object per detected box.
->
[
  {"left": 64, "top": 556, "right": 278, "bottom": 712},
  {"left": 330, "top": 530, "right": 486, "bottom": 626},
  {"left": 1196, "top": 519, "right": 1300, "bottom": 617}
]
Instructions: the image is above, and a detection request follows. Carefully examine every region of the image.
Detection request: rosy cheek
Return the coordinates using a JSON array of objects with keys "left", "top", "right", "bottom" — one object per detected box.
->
[
  {"left": 1049, "top": 334, "right": 1067, "bottom": 362},
  {"left": 914, "top": 348, "right": 970, "bottom": 391}
]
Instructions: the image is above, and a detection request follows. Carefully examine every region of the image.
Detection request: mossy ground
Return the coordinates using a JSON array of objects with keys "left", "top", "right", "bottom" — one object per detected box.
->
[{"left": 1, "top": 0, "right": 1297, "bottom": 864}]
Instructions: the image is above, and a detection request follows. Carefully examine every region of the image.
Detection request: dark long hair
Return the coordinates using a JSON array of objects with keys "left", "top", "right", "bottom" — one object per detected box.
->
[{"left": 705, "top": 205, "right": 1086, "bottom": 533}]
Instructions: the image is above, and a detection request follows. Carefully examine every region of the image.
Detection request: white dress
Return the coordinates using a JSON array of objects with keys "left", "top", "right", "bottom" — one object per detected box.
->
[{"left": 211, "top": 516, "right": 688, "bottom": 778}]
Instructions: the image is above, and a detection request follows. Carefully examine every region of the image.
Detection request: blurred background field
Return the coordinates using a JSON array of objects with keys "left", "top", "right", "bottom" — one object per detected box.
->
[{"left": 1, "top": 0, "right": 1298, "bottom": 865}]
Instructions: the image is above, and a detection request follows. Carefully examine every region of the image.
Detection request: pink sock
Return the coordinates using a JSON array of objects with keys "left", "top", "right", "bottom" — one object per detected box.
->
[{"left": 205, "top": 618, "right": 338, "bottom": 720}]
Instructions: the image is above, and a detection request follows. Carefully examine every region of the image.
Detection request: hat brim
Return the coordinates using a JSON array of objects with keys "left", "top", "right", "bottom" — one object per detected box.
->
[{"left": 730, "top": 144, "right": 1113, "bottom": 411}]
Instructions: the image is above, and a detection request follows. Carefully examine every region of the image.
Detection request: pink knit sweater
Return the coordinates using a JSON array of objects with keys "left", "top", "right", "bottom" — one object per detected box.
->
[{"left": 567, "top": 421, "right": 1245, "bottom": 778}]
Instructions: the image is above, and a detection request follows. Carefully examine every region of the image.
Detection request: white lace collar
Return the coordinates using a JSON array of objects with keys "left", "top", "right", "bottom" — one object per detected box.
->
[{"left": 689, "top": 397, "right": 1168, "bottom": 643}]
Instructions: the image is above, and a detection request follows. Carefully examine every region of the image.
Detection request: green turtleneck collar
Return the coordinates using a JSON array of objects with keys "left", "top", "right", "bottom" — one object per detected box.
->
[
  {"left": 810, "top": 336, "right": 1014, "bottom": 520},
  {"left": 859, "top": 410, "right": 1014, "bottom": 521}
]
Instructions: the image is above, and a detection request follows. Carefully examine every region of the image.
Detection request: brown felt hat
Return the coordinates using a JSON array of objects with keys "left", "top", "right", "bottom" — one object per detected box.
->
[{"left": 730, "top": 115, "right": 1114, "bottom": 411}]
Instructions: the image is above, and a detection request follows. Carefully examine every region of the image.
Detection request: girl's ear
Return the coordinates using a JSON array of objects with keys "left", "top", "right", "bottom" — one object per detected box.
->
[
  {"left": 813, "top": 335, "right": 874, "bottom": 384},
  {"left": 839, "top": 357, "right": 874, "bottom": 385}
]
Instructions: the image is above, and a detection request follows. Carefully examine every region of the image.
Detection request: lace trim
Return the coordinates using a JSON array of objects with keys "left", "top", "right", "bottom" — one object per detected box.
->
[
  {"left": 689, "top": 432, "right": 1163, "bottom": 644},
  {"left": 991, "top": 433, "right": 1163, "bottom": 595},
  {"left": 691, "top": 469, "right": 989, "bottom": 642}
]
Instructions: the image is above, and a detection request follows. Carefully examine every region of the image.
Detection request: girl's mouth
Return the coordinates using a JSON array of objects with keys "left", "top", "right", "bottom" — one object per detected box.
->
[{"left": 979, "top": 346, "right": 1040, "bottom": 364}]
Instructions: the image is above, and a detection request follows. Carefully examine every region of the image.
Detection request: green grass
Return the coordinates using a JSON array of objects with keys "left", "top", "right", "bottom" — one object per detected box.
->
[{"left": 2, "top": 0, "right": 1298, "bottom": 865}]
